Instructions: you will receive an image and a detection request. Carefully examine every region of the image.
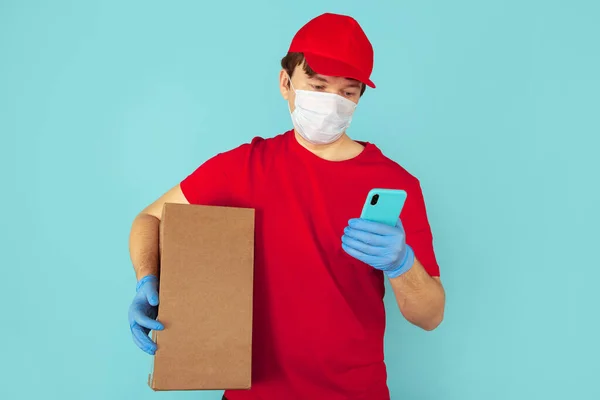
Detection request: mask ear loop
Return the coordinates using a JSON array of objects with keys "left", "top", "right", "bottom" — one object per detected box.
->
[
  {"left": 286, "top": 73, "right": 296, "bottom": 93},
  {"left": 286, "top": 73, "right": 295, "bottom": 115}
]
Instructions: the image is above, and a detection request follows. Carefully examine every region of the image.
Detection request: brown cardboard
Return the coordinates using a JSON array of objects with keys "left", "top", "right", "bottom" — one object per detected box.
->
[{"left": 148, "top": 203, "right": 254, "bottom": 391}]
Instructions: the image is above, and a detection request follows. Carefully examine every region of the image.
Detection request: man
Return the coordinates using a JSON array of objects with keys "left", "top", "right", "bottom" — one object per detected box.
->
[{"left": 128, "top": 12, "right": 445, "bottom": 400}]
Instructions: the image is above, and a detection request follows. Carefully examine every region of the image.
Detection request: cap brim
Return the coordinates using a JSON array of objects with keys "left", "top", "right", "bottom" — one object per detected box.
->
[{"left": 303, "top": 52, "right": 376, "bottom": 88}]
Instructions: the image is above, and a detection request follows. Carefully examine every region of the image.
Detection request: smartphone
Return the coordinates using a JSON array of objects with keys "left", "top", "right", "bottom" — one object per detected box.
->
[{"left": 360, "top": 188, "right": 408, "bottom": 227}]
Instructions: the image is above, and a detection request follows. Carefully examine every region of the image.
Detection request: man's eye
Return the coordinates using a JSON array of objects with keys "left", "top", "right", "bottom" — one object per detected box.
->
[
  {"left": 345, "top": 92, "right": 357, "bottom": 97},
  {"left": 311, "top": 84, "right": 325, "bottom": 90}
]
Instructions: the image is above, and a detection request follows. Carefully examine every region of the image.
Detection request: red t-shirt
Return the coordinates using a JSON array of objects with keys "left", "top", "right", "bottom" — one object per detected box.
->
[{"left": 179, "top": 130, "right": 439, "bottom": 400}]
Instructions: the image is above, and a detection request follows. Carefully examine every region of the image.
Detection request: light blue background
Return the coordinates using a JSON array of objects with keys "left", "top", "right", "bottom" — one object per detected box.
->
[{"left": 1, "top": 1, "right": 599, "bottom": 399}]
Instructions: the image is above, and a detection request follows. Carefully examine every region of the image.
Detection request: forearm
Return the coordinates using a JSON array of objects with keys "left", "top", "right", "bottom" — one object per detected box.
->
[
  {"left": 129, "top": 213, "right": 160, "bottom": 280},
  {"left": 389, "top": 257, "right": 445, "bottom": 331}
]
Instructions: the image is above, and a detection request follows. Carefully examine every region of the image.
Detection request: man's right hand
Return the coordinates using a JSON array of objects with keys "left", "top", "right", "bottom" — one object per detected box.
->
[{"left": 128, "top": 275, "right": 164, "bottom": 355}]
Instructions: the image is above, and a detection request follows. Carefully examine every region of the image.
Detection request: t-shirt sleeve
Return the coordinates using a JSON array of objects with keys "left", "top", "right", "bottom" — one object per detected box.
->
[
  {"left": 179, "top": 138, "right": 261, "bottom": 208},
  {"left": 179, "top": 154, "right": 230, "bottom": 206},
  {"left": 401, "top": 180, "right": 440, "bottom": 277},
  {"left": 179, "top": 151, "right": 239, "bottom": 206}
]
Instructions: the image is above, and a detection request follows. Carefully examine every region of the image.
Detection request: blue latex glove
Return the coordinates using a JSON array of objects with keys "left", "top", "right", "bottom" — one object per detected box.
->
[
  {"left": 128, "top": 275, "right": 164, "bottom": 355},
  {"left": 342, "top": 218, "right": 415, "bottom": 278}
]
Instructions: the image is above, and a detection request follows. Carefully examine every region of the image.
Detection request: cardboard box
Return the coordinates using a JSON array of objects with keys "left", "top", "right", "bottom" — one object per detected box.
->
[{"left": 148, "top": 203, "right": 254, "bottom": 391}]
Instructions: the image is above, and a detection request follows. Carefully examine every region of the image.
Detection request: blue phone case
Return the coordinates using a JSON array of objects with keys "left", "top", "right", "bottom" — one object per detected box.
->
[{"left": 360, "top": 189, "right": 408, "bottom": 226}]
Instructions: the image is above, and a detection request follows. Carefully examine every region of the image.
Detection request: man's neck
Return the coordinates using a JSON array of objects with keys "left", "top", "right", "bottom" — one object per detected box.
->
[{"left": 294, "top": 131, "right": 365, "bottom": 162}]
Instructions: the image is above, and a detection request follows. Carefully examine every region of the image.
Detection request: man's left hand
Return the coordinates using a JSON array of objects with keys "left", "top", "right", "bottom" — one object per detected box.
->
[{"left": 342, "top": 218, "right": 415, "bottom": 278}]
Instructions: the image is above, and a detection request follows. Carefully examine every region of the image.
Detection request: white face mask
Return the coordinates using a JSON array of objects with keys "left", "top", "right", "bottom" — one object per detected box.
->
[{"left": 288, "top": 76, "right": 357, "bottom": 145}]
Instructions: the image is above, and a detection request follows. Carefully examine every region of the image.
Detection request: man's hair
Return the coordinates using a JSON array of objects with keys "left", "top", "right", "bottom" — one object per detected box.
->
[{"left": 280, "top": 52, "right": 367, "bottom": 96}]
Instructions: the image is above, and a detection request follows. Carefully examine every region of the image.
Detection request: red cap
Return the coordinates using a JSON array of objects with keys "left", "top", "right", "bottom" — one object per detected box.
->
[{"left": 288, "top": 13, "right": 376, "bottom": 88}]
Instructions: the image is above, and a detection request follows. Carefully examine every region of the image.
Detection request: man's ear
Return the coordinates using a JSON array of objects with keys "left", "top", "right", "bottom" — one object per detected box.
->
[{"left": 279, "top": 69, "right": 291, "bottom": 100}]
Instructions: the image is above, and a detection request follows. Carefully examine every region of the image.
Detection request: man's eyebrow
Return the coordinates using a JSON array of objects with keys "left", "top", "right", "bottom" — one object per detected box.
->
[
  {"left": 344, "top": 81, "right": 362, "bottom": 89},
  {"left": 310, "top": 75, "right": 362, "bottom": 88},
  {"left": 309, "top": 75, "right": 330, "bottom": 83}
]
